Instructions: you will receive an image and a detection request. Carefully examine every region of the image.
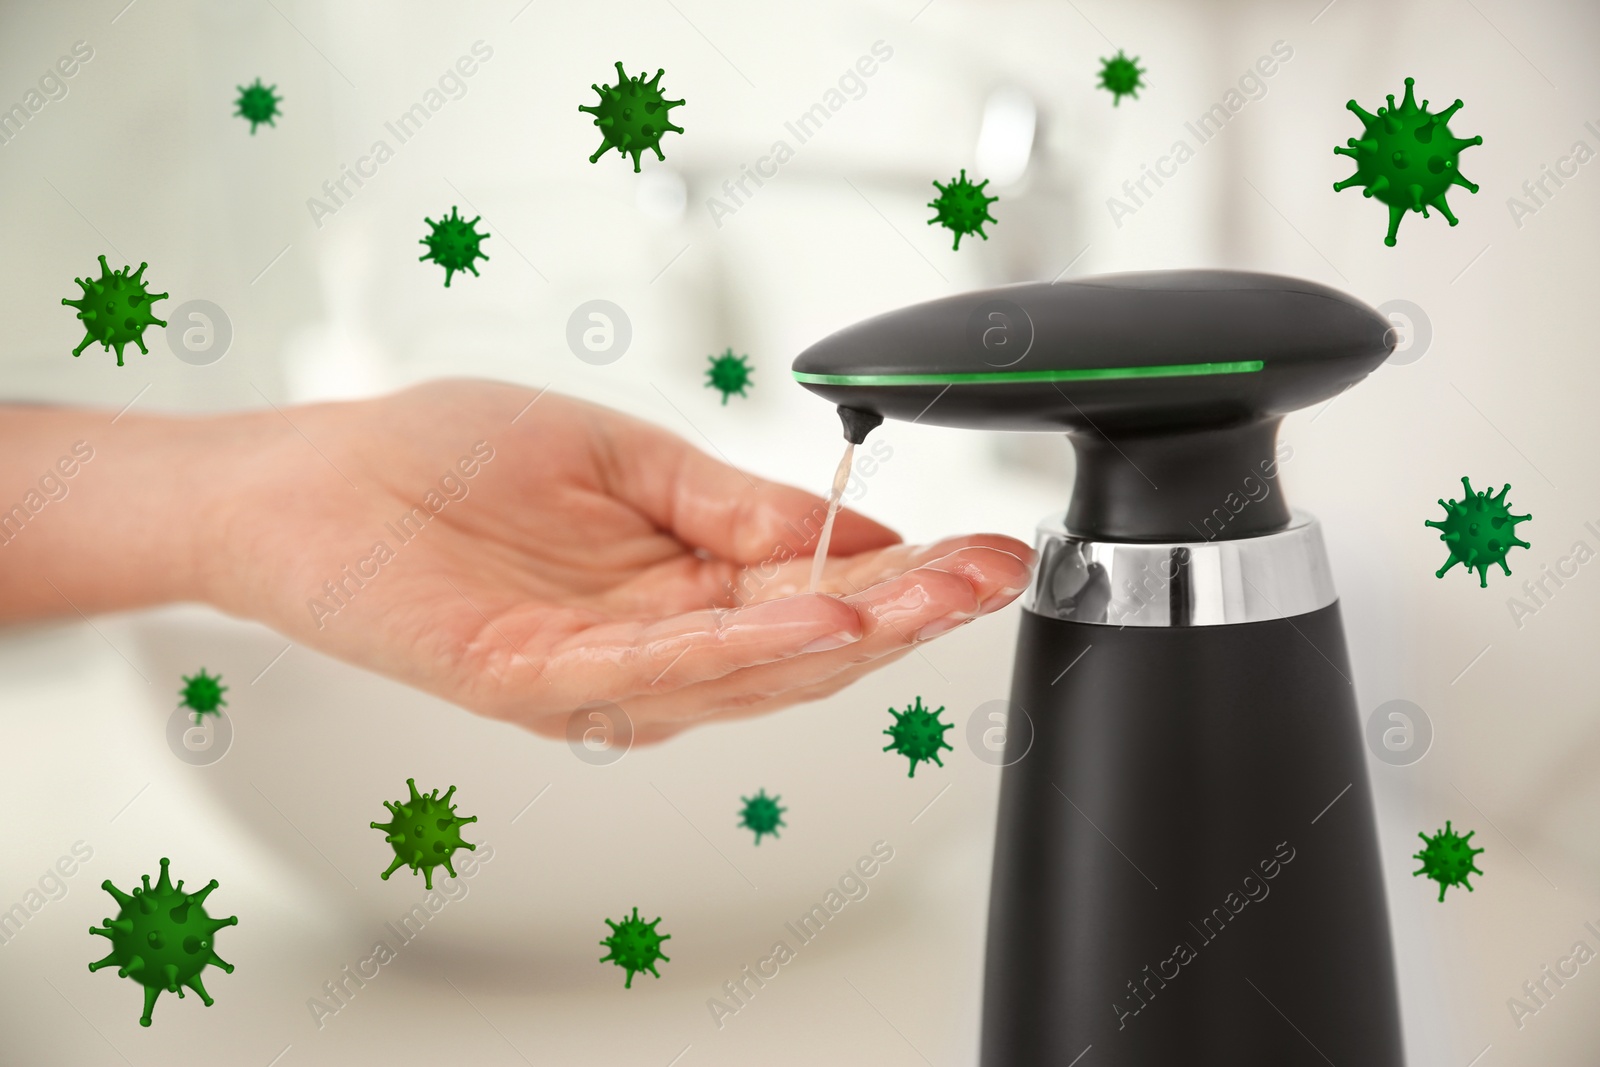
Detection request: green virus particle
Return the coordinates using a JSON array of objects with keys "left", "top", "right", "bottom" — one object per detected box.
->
[
  {"left": 600, "top": 907, "right": 671, "bottom": 989},
  {"left": 418, "top": 206, "right": 491, "bottom": 288},
  {"left": 1098, "top": 50, "right": 1146, "bottom": 106},
  {"left": 234, "top": 78, "right": 281, "bottom": 134},
  {"left": 89, "top": 858, "right": 237, "bottom": 1027},
  {"left": 1334, "top": 77, "right": 1482, "bottom": 247},
  {"left": 579, "top": 62, "right": 685, "bottom": 173},
  {"left": 927, "top": 169, "right": 999, "bottom": 250},
  {"left": 883, "top": 696, "right": 953, "bottom": 778},
  {"left": 370, "top": 778, "right": 478, "bottom": 890},
  {"left": 1425, "top": 476, "right": 1532, "bottom": 588},
  {"left": 1413, "top": 820, "right": 1485, "bottom": 902},
  {"left": 738, "top": 788, "right": 786, "bottom": 845},
  {"left": 705, "top": 348, "right": 754, "bottom": 404},
  {"left": 179, "top": 669, "right": 228, "bottom": 722},
  {"left": 61, "top": 255, "right": 168, "bottom": 367}
]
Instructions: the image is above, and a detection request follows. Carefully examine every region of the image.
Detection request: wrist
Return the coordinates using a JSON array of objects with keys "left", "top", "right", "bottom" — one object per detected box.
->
[
  {"left": 161, "top": 407, "right": 292, "bottom": 615},
  {"left": 0, "top": 406, "right": 266, "bottom": 620}
]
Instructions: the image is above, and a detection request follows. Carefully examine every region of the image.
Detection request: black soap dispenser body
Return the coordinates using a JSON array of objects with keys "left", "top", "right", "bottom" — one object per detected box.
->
[{"left": 794, "top": 270, "right": 1406, "bottom": 1065}]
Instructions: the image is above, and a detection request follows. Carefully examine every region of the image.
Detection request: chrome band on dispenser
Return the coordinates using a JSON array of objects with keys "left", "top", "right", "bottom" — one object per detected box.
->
[{"left": 1024, "top": 509, "right": 1337, "bottom": 627}]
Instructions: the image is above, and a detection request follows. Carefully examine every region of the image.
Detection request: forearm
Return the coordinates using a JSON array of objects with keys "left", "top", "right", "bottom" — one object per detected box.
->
[{"left": 0, "top": 405, "right": 237, "bottom": 623}]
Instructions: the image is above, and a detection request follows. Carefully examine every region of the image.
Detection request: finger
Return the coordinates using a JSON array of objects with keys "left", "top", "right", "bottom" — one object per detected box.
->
[
  {"left": 481, "top": 541, "right": 1029, "bottom": 727},
  {"left": 727, "top": 533, "right": 1034, "bottom": 605},
  {"left": 528, "top": 646, "right": 921, "bottom": 748},
  {"left": 825, "top": 535, "right": 1035, "bottom": 597},
  {"left": 602, "top": 417, "right": 900, "bottom": 564},
  {"left": 608, "top": 546, "right": 1033, "bottom": 724},
  {"left": 611, "top": 646, "right": 921, "bottom": 739},
  {"left": 578, "top": 532, "right": 1030, "bottom": 623}
]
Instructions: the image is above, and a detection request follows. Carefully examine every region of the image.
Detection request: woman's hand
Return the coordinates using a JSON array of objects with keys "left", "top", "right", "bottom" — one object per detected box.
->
[{"left": 1, "top": 380, "right": 1035, "bottom": 743}]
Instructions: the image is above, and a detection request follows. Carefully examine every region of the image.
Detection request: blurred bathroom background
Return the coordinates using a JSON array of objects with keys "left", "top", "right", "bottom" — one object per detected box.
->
[{"left": 1, "top": 0, "right": 1597, "bottom": 1063}]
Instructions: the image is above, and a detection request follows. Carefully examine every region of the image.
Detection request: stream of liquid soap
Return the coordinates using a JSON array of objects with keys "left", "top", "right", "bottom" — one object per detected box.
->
[{"left": 808, "top": 442, "right": 856, "bottom": 593}]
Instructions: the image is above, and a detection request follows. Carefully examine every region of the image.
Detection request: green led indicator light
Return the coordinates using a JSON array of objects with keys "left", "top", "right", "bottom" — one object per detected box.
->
[{"left": 792, "top": 360, "right": 1263, "bottom": 388}]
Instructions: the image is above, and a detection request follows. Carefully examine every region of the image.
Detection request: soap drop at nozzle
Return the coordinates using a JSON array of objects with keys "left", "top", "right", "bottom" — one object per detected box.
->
[{"left": 837, "top": 406, "right": 883, "bottom": 445}]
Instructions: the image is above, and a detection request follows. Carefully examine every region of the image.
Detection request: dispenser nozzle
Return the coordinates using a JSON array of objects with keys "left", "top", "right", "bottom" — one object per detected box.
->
[{"left": 837, "top": 406, "right": 883, "bottom": 445}]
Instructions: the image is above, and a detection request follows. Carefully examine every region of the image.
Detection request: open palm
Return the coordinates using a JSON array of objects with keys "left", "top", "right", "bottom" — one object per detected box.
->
[{"left": 203, "top": 380, "right": 1033, "bottom": 743}]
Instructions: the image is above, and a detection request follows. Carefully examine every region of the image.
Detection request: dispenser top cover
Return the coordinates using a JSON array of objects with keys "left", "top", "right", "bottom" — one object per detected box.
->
[{"left": 791, "top": 269, "right": 1396, "bottom": 435}]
